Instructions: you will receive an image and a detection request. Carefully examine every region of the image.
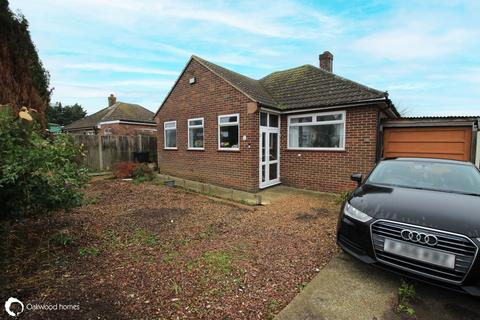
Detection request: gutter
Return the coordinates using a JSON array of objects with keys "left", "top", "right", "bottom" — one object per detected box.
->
[
  {"left": 259, "top": 97, "right": 393, "bottom": 115},
  {"left": 97, "top": 120, "right": 156, "bottom": 127}
]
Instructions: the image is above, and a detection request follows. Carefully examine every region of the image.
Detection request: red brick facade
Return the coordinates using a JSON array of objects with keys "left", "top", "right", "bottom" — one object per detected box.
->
[
  {"left": 280, "top": 106, "right": 379, "bottom": 193},
  {"left": 155, "top": 60, "right": 384, "bottom": 193},
  {"left": 155, "top": 59, "right": 260, "bottom": 192}
]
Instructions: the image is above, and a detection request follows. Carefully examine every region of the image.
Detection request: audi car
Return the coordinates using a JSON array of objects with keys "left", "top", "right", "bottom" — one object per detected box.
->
[{"left": 337, "top": 158, "right": 480, "bottom": 296}]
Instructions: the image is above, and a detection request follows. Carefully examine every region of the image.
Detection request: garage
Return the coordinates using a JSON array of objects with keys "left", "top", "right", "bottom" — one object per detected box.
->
[{"left": 381, "top": 117, "right": 479, "bottom": 163}]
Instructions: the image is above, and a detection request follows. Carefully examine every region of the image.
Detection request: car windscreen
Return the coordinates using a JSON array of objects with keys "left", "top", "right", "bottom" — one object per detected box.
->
[{"left": 367, "top": 160, "right": 480, "bottom": 196}]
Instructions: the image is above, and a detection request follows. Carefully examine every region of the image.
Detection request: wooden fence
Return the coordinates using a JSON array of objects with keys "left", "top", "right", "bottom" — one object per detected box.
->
[{"left": 71, "top": 135, "right": 157, "bottom": 172}]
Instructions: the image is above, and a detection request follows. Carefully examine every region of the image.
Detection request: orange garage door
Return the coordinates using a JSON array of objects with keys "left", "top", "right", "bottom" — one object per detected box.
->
[{"left": 383, "top": 127, "right": 472, "bottom": 161}]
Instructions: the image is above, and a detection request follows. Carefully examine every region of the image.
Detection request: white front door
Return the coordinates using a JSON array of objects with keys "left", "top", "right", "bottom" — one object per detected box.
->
[{"left": 259, "top": 112, "right": 280, "bottom": 188}]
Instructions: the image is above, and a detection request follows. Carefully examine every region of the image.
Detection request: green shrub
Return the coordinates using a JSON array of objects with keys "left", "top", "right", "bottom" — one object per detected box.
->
[
  {"left": 0, "top": 108, "right": 89, "bottom": 217},
  {"left": 132, "top": 163, "right": 154, "bottom": 184}
]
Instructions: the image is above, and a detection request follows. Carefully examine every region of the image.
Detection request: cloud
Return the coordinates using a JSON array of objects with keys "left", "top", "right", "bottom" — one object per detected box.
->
[
  {"left": 353, "top": 27, "right": 473, "bottom": 60},
  {"left": 387, "top": 83, "right": 432, "bottom": 91},
  {"left": 18, "top": 0, "right": 342, "bottom": 40},
  {"left": 64, "top": 63, "right": 178, "bottom": 75},
  {"left": 9, "top": 0, "right": 480, "bottom": 116},
  {"left": 53, "top": 84, "right": 107, "bottom": 98},
  {"left": 455, "top": 67, "right": 480, "bottom": 84}
]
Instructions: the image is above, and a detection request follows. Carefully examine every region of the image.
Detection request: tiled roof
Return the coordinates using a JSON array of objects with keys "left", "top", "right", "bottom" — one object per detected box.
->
[
  {"left": 192, "top": 56, "right": 389, "bottom": 111},
  {"left": 64, "top": 102, "right": 154, "bottom": 130},
  {"left": 192, "top": 56, "right": 277, "bottom": 107}
]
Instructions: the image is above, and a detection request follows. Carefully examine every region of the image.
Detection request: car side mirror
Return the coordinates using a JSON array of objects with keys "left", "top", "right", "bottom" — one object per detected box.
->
[{"left": 351, "top": 173, "right": 363, "bottom": 186}]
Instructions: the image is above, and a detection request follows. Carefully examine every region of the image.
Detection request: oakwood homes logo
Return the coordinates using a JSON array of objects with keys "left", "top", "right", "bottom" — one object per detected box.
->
[
  {"left": 4, "top": 297, "right": 24, "bottom": 317},
  {"left": 4, "top": 297, "right": 80, "bottom": 317}
]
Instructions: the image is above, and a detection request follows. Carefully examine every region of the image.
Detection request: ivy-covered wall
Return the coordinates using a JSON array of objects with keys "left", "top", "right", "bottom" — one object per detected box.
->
[{"left": 0, "top": 0, "right": 51, "bottom": 127}]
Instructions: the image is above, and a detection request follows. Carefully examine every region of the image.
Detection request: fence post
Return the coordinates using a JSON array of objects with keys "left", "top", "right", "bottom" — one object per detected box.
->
[{"left": 98, "top": 135, "right": 103, "bottom": 171}]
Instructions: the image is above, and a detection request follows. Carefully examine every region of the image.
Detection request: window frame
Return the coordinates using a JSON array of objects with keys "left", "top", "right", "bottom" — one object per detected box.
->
[
  {"left": 163, "top": 120, "right": 177, "bottom": 150},
  {"left": 217, "top": 113, "right": 240, "bottom": 151},
  {"left": 187, "top": 117, "right": 205, "bottom": 150},
  {"left": 287, "top": 110, "right": 346, "bottom": 151}
]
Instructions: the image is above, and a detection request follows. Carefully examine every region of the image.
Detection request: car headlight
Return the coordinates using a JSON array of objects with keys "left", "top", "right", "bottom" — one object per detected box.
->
[{"left": 344, "top": 202, "right": 372, "bottom": 222}]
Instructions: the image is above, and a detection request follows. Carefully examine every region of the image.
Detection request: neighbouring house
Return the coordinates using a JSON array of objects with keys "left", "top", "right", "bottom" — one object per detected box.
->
[
  {"left": 154, "top": 52, "right": 401, "bottom": 193},
  {"left": 64, "top": 94, "right": 157, "bottom": 136}
]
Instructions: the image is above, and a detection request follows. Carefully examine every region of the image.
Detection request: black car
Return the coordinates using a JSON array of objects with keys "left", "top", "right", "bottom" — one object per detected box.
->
[{"left": 337, "top": 157, "right": 480, "bottom": 296}]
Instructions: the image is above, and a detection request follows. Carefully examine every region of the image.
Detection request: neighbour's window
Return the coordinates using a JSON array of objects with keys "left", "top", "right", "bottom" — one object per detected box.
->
[
  {"left": 218, "top": 114, "right": 239, "bottom": 150},
  {"left": 188, "top": 118, "right": 204, "bottom": 149},
  {"left": 288, "top": 111, "right": 345, "bottom": 149},
  {"left": 164, "top": 121, "right": 177, "bottom": 149},
  {"left": 104, "top": 128, "right": 112, "bottom": 135}
]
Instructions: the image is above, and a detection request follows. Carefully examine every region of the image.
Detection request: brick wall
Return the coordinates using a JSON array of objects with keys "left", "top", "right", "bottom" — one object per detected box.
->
[
  {"left": 98, "top": 123, "right": 157, "bottom": 136},
  {"left": 280, "top": 106, "right": 379, "bottom": 193},
  {"left": 155, "top": 59, "right": 259, "bottom": 192}
]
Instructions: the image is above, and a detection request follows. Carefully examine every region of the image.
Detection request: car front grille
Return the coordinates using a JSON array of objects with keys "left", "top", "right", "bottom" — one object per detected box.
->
[{"left": 371, "top": 220, "right": 478, "bottom": 284}]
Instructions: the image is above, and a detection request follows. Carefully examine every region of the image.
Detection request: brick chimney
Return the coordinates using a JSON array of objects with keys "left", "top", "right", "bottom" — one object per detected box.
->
[
  {"left": 319, "top": 51, "right": 333, "bottom": 72},
  {"left": 108, "top": 94, "right": 116, "bottom": 107}
]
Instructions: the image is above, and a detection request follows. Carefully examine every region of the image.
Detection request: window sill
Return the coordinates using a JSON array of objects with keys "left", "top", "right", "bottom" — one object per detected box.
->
[
  {"left": 287, "top": 147, "right": 346, "bottom": 152},
  {"left": 218, "top": 148, "right": 240, "bottom": 152},
  {"left": 188, "top": 148, "right": 205, "bottom": 151},
  {"left": 164, "top": 147, "right": 178, "bottom": 150}
]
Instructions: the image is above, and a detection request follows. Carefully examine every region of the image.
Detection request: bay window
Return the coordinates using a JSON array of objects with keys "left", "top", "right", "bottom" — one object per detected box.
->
[
  {"left": 288, "top": 111, "right": 345, "bottom": 150},
  {"left": 218, "top": 114, "right": 239, "bottom": 150}
]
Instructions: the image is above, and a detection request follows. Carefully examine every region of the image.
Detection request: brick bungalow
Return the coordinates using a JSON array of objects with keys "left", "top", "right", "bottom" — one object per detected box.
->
[
  {"left": 154, "top": 52, "right": 400, "bottom": 193},
  {"left": 64, "top": 94, "right": 157, "bottom": 136}
]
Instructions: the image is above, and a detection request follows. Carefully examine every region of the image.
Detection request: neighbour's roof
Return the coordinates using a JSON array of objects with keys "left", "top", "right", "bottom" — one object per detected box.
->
[
  {"left": 191, "top": 55, "right": 390, "bottom": 111},
  {"left": 64, "top": 102, "right": 155, "bottom": 130}
]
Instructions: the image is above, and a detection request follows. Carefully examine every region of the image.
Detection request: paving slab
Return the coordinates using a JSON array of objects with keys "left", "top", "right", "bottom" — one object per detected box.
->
[{"left": 276, "top": 252, "right": 480, "bottom": 320}]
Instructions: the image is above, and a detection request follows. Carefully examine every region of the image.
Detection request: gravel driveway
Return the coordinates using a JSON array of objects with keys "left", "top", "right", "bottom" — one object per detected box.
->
[{"left": 1, "top": 179, "right": 339, "bottom": 319}]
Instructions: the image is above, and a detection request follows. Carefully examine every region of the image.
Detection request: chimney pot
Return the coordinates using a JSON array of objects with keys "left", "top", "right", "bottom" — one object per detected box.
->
[
  {"left": 319, "top": 51, "right": 333, "bottom": 72},
  {"left": 108, "top": 94, "right": 117, "bottom": 107}
]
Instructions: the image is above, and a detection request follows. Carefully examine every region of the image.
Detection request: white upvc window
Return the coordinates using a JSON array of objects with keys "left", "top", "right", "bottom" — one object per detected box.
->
[
  {"left": 164, "top": 121, "right": 177, "bottom": 149},
  {"left": 188, "top": 117, "right": 204, "bottom": 150},
  {"left": 287, "top": 110, "right": 346, "bottom": 150},
  {"left": 218, "top": 114, "right": 240, "bottom": 150}
]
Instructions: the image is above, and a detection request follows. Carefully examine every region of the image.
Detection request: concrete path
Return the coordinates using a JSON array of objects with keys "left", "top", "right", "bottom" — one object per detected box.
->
[{"left": 276, "top": 253, "right": 480, "bottom": 320}]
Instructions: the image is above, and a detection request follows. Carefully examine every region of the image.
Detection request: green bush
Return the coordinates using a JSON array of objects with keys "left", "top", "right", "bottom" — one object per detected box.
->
[
  {"left": 0, "top": 108, "right": 89, "bottom": 217},
  {"left": 132, "top": 163, "right": 154, "bottom": 184}
]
